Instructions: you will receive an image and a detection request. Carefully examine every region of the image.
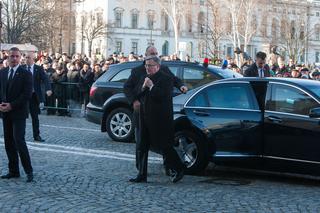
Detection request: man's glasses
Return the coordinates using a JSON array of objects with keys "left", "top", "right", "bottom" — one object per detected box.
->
[{"left": 145, "top": 64, "right": 157, "bottom": 68}]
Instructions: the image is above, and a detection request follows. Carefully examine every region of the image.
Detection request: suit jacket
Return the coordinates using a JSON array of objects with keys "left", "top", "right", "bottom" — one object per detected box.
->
[
  {"left": 243, "top": 63, "right": 271, "bottom": 77},
  {"left": 26, "top": 64, "right": 51, "bottom": 102},
  {"left": 0, "top": 66, "right": 33, "bottom": 119},
  {"left": 124, "top": 63, "right": 183, "bottom": 105}
]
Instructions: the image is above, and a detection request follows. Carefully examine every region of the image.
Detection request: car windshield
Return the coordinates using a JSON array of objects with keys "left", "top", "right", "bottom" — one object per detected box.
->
[{"left": 209, "top": 65, "right": 243, "bottom": 78}]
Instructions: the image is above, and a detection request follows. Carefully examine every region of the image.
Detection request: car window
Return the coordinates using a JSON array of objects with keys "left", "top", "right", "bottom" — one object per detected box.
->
[
  {"left": 266, "top": 84, "right": 320, "bottom": 115},
  {"left": 183, "top": 68, "right": 218, "bottom": 89},
  {"left": 187, "top": 83, "right": 257, "bottom": 109},
  {"left": 110, "top": 69, "right": 132, "bottom": 83},
  {"left": 167, "top": 66, "right": 178, "bottom": 76}
]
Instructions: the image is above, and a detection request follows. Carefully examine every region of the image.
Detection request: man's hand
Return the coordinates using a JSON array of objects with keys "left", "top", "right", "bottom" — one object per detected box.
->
[
  {"left": 0, "top": 103, "right": 12, "bottom": 112},
  {"left": 133, "top": 100, "right": 140, "bottom": 111},
  {"left": 142, "top": 77, "right": 154, "bottom": 89},
  {"left": 180, "top": 86, "right": 188, "bottom": 94},
  {"left": 46, "top": 90, "right": 53, "bottom": 96}
]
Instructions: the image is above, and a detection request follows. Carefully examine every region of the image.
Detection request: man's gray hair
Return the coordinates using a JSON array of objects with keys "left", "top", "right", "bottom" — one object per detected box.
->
[{"left": 145, "top": 55, "right": 161, "bottom": 65}]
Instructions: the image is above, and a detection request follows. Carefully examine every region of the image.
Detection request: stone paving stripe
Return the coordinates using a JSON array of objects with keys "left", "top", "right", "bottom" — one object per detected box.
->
[
  {"left": 26, "top": 123, "right": 101, "bottom": 132},
  {"left": 0, "top": 138, "right": 162, "bottom": 163}
]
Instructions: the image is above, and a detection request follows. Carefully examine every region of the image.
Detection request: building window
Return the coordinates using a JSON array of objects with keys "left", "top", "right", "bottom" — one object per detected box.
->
[
  {"left": 187, "top": 13, "right": 192, "bottom": 32},
  {"left": 199, "top": 42, "right": 206, "bottom": 58},
  {"left": 147, "top": 11, "right": 155, "bottom": 29},
  {"left": 316, "top": 52, "right": 320, "bottom": 63},
  {"left": 131, "top": 9, "right": 139, "bottom": 29},
  {"left": 116, "top": 41, "right": 122, "bottom": 53},
  {"left": 161, "top": 11, "right": 169, "bottom": 31},
  {"left": 316, "top": 12, "right": 320, "bottom": 17},
  {"left": 198, "top": 12, "right": 205, "bottom": 33},
  {"left": 114, "top": 8, "right": 124, "bottom": 28},
  {"left": 200, "top": 0, "right": 204, "bottom": 6},
  {"left": 315, "top": 25, "right": 320, "bottom": 40},
  {"left": 131, "top": 41, "right": 138, "bottom": 54}
]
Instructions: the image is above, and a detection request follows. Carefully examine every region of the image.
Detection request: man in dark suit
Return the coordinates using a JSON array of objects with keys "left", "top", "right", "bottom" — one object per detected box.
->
[
  {"left": 124, "top": 46, "right": 187, "bottom": 176},
  {"left": 243, "top": 51, "right": 270, "bottom": 77},
  {"left": 0, "top": 47, "right": 34, "bottom": 182},
  {"left": 25, "top": 52, "right": 52, "bottom": 142},
  {"left": 128, "top": 56, "right": 185, "bottom": 183}
]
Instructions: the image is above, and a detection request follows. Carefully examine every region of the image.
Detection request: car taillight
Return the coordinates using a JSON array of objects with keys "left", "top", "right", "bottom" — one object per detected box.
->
[{"left": 90, "top": 86, "right": 97, "bottom": 97}]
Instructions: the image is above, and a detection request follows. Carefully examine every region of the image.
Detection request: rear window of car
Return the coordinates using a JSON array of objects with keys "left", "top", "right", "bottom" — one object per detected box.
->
[
  {"left": 209, "top": 66, "right": 242, "bottom": 78},
  {"left": 110, "top": 69, "right": 132, "bottom": 83}
]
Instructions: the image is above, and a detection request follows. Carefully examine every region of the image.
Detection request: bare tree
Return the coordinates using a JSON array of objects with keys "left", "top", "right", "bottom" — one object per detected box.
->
[
  {"left": 156, "top": 0, "right": 189, "bottom": 54},
  {"left": 241, "top": 0, "right": 257, "bottom": 53},
  {"left": 82, "top": 11, "right": 108, "bottom": 57},
  {"left": 1, "top": 0, "right": 64, "bottom": 53},
  {"left": 207, "top": 0, "right": 224, "bottom": 59},
  {"left": 271, "top": 2, "right": 312, "bottom": 63},
  {"left": 2, "top": 0, "right": 39, "bottom": 43}
]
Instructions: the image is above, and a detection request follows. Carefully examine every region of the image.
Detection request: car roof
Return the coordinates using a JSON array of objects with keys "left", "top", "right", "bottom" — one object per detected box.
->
[{"left": 219, "top": 77, "right": 320, "bottom": 87}]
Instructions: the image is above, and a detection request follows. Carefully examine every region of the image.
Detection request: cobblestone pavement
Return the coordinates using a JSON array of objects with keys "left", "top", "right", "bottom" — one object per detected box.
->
[{"left": 0, "top": 114, "right": 319, "bottom": 212}]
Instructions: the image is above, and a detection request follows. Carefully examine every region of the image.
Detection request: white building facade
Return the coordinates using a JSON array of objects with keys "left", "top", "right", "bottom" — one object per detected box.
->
[{"left": 74, "top": 0, "right": 320, "bottom": 64}]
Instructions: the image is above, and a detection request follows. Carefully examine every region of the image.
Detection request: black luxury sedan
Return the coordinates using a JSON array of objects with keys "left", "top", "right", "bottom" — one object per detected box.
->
[
  {"left": 86, "top": 60, "right": 242, "bottom": 142},
  {"left": 173, "top": 77, "right": 320, "bottom": 175}
]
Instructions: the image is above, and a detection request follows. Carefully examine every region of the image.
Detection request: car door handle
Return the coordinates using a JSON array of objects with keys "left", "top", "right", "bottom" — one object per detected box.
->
[
  {"left": 193, "top": 109, "right": 210, "bottom": 116},
  {"left": 267, "top": 116, "right": 282, "bottom": 123}
]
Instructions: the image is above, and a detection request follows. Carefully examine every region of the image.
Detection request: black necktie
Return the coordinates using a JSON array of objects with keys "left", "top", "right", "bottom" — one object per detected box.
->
[
  {"left": 8, "top": 68, "right": 14, "bottom": 82},
  {"left": 28, "top": 65, "right": 31, "bottom": 73}
]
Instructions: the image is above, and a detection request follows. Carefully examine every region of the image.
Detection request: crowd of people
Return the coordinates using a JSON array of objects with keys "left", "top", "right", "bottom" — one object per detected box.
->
[
  {"left": 224, "top": 53, "right": 320, "bottom": 80},
  {"left": 0, "top": 49, "right": 319, "bottom": 117}
]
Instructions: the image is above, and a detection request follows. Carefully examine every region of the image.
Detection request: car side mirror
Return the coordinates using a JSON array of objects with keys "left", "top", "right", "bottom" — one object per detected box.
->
[{"left": 309, "top": 107, "right": 320, "bottom": 118}]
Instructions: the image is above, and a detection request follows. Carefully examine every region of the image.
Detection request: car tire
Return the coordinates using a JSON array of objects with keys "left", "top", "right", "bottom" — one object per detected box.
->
[
  {"left": 106, "top": 108, "right": 134, "bottom": 142},
  {"left": 174, "top": 130, "right": 209, "bottom": 175}
]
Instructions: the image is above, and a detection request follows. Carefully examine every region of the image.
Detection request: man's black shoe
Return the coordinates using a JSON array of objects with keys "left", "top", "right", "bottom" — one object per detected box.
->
[
  {"left": 34, "top": 136, "right": 45, "bottom": 142},
  {"left": 26, "top": 173, "right": 33, "bottom": 183},
  {"left": 1, "top": 173, "right": 20, "bottom": 179},
  {"left": 170, "top": 170, "right": 184, "bottom": 183},
  {"left": 129, "top": 175, "right": 147, "bottom": 183}
]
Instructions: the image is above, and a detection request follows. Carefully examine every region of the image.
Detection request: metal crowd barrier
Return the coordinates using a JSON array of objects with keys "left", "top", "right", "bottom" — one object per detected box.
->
[{"left": 40, "top": 82, "right": 91, "bottom": 117}]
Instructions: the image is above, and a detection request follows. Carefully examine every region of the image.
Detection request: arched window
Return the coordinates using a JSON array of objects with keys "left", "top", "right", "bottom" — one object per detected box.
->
[
  {"left": 261, "top": 15, "right": 268, "bottom": 37},
  {"left": 161, "top": 11, "right": 169, "bottom": 31},
  {"left": 271, "top": 18, "right": 279, "bottom": 42},
  {"left": 198, "top": 41, "right": 206, "bottom": 58},
  {"left": 186, "top": 13, "right": 192, "bottom": 32},
  {"left": 315, "top": 24, "right": 320, "bottom": 41},
  {"left": 291, "top": 20, "right": 296, "bottom": 39},
  {"left": 147, "top": 10, "right": 155, "bottom": 29},
  {"left": 225, "top": 13, "right": 232, "bottom": 34},
  {"left": 131, "top": 9, "right": 139, "bottom": 29},
  {"left": 114, "top": 7, "right": 124, "bottom": 28},
  {"left": 198, "top": 12, "right": 205, "bottom": 33},
  {"left": 280, "top": 19, "right": 286, "bottom": 38}
]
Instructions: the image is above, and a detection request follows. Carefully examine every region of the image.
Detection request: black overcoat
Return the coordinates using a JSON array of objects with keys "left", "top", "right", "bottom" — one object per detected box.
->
[{"left": 139, "top": 70, "right": 174, "bottom": 152}]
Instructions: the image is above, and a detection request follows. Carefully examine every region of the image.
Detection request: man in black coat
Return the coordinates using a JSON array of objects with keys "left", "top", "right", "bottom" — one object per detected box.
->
[
  {"left": 129, "top": 56, "right": 185, "bottom": 183},
  {"left": 25, "top": 52, "right": 52, "bottom": 142},
  {"left": 0, "top": 47, "right": 34, "bottom": 182},
  {"left": 124, "top": 46, "right": 187, "bottom": 175},
  {"left": 243, "top": 51, "right": 270, "bottom": 77}
]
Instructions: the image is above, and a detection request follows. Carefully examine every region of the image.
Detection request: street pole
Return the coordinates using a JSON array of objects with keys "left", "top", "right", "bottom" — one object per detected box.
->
[
  {"left": 74, "top": 0, "right": 85, "bottom": 55},
  {"left": 0, "top": 0, "right": 2, "bottom": 55},
  {"left": 206, "top": 0, "right": 209, "bottom": 58},
  {"left": 306, "top": 3, "right": 310, "bottom": 65},
  {"left": 150, "top": 19, "right": 153, "bottom": 45}
]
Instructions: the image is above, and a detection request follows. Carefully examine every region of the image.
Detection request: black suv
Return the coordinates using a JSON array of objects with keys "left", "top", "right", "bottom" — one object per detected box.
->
[{"left": 86, "top": 60, "right": 242, "bottom": 142}]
